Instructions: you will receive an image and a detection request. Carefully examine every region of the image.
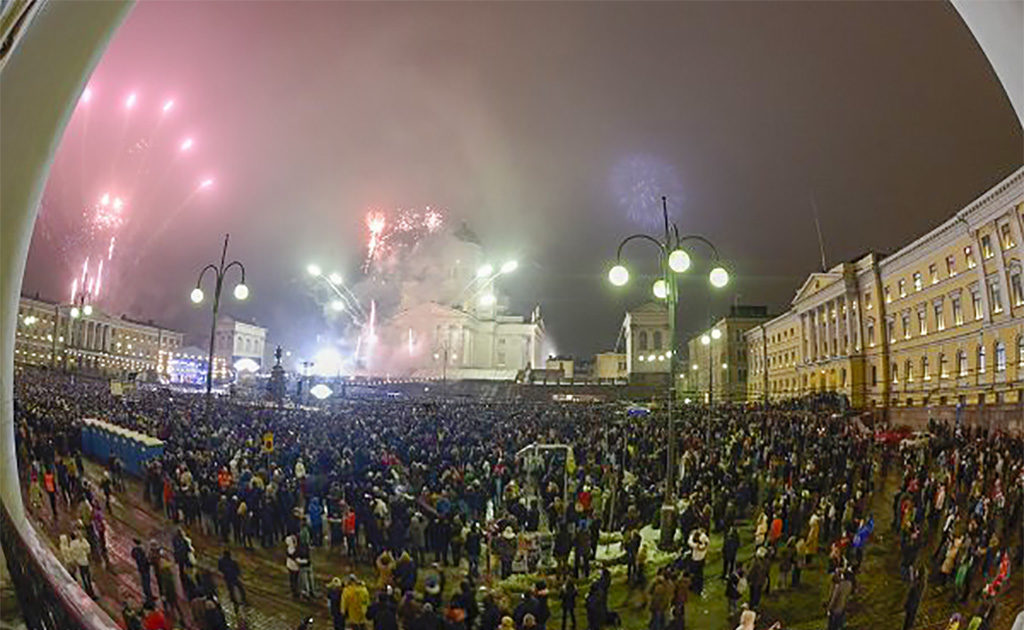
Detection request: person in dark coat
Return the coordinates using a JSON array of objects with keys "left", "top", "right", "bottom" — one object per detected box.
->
[
  {"left": 131, "top": 538, "right": 154, "bottom": 603},
  {"left": 723, "top": 526, "right": 740, "bottom": 579},
  {"left": 902, "top": 566, "right": 925, "bottom": 630},
  {"left": 560, "top": 580, "right": 577, "bottom": 630},
  {"left": 368, "top": 591, "right": 399, "bottom": 630}
]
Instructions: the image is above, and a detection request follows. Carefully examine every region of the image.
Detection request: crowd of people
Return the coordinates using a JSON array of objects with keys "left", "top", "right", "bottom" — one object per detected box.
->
[{"left": 12, "top": 366, "right": 1024, "bottom": 630}]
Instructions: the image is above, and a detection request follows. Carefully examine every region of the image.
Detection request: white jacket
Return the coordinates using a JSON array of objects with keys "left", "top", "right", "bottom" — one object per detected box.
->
[
  {"left": 689, "top": 531, "right": 709, "bottom": 562},
  {"left": 68, "top": 537, "right": 91, "bottom": 567}
]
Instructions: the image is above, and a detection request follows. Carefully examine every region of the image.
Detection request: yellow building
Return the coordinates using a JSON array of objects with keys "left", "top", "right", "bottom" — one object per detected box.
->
[
  {"left": 686, "top": 305, "right": 770, "bottom": 403},
  {"left": 747, "top": 167, "right": 1024, "bottom": 419},
  {"left": 15, "top": 295, "right": 184, "bottom": 377}
]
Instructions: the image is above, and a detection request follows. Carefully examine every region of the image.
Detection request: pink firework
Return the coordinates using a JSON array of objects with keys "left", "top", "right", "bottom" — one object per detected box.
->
[{"left": 362, "top": 207, "right": 446, "bottom": 272}]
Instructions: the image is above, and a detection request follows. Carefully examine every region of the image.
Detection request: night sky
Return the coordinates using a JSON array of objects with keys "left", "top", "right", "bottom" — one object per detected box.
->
[{"left": 22, "top": 1, "right": 1023, "bottom": 359}]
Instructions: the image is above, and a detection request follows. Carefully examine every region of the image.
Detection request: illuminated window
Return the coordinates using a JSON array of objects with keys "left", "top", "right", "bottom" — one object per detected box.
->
[
  {"left": 934, "top": 302, "right": 945, "bottom": 331},
  {"left": 902, "top": 313, "right": 910, "bottom": 339},
  {"left": 965, "top": 245, "right": 976, "bottom": 269},
  {"left": 1012, "top": 270, "right": 1023, "bottom": 306},
  {"left": 981, "top": 234, "right": 993, "bottom": 259},
  {"left": 892, "top": 362, "right": 899, "bottom": 383},
  {"left": 946, "top": 255, "right": 957, "bottom": 277},
  {"left": 989, "top": 278, "right": 1003, "bottom": 314},
  {"left": 898, "top": 279, "right": 907, "bottom": 298},
  {"left": 939, "top": 353, "right": 948, "bottom": 378},
  {"left": 1017, "top": 336, "right": 1023, "bottom": 368},
  {"left": 977, "top": 345, "right": 986, "bottom": 374},
  {"left": 928, "top": 264, "right": 938, "bottom": 285},
  {"left": 972, "top": 290, "right": 983, "bottom": 320},
  {"left": 885, "top": 286, "right": 892, "bottom": 303},
  {"left": 638, "top": 331, "right": 648, "bottom": 350},
  {"left": 952, "top": 296, "right": 963, "bottom": 326},
  {"left": 995, "top": 342, "right": 1006, "bottom": 373},
  {"left": 918, "top": 310, "right": 927, "bottom": 335},
  {"left": 1001, "top": 223, "right": 1015, "bottom": 249},
  {"left": 887, "top": 319, "right": 896, "bottom": 343},
  {"left": 905, "top": 359, "right": 913, "bottom": 382},
  {"left": 921, "top": 356, "right": 930, "bottom": 380},
  {"left": 866, "top": 320, "right": 875, "bottom": 347},
  {"left": 913, "top": 272, "right": 922, "bottom": 292},
  {"left": 864, "top": 292, "right": 872, "bottom": 310}
]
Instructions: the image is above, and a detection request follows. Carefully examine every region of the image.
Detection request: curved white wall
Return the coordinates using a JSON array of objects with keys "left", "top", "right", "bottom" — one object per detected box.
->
[
  {"left": 1, "top": 1, "right": 133, "bottom": 516},
  {"left": 952, "top": 0, "right": 1024, "bottom": 128}
]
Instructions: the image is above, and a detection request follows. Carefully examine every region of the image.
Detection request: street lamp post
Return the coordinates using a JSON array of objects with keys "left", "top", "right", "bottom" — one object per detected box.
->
[
  {"left": 700, "top": 327, "right": 723, "bottom": 406},
  {"left": 51, "top": 295, "right": 93, "bottom": 371},
  {"left": 190, "top": 233, "right": 248, "bottom": 398},
  {"left": 607, "top": 196, "right": 729, "bottom": 549}
]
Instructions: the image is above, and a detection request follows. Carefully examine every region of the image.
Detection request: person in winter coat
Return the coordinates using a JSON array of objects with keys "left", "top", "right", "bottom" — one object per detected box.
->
[
  {"left": 343, "top": 577, "right": 370, "bottom": 630},
  {"left": 646, "top": 570, "right": 672, "bottom": 630},
  {"left": 308, "top": 496, "right": 324, "bottom": 547},
  {"left": 688, "top": 528, "right": 710, "bottom": 595},
  {"left": 941, "top": 535, "right": 965, "bottom": 584},
  {"left": 806, "top": 513, "right": 822, "bottom": 562},
  {"left": 157, "top": 549, "right": 184, "bottom": 619},
  {"left": 395, "top": 551, "right": 418, "bottom": 593},
  {"left": 723, "top": 526, "right": 740, "bottom": 579},
  {"left": 368, "top": 591, "right": 399, "bottom": 630},
  {"left": 132, "top": 537, "right": 154, "bottom": 603},
  {"left": 326, "top": 577, "right": 345, "bottom": 630},
  {"left": 68, "top": 531, "right": 96, "bottom": 597},
  {"left": 725, "top": 567, "right": 744, "bottom": 619},
  {"left": 747, "top": 547, "right": 768, "bottom": 610},
  {"left": 560, "top": 580, "right": 577, "bottom": 630},
  {"left": 409, "top": 512, "right": 428, "bottom": 565},
  {"left": 466, "top": 522, "right": 483, "bottom": 578},
  {"left": 218, "top": 549, "right": 248, "bottom": 608},
  {"left": 903, "top": 565, "right": 926, "bottom": 630},
  {"left": 826, "top": 569, "right": 853, "bottom": 630},
  {"left": 376, "top": 549, "right": 396, "bottom": 588},
  {"left": 286, "top": 535, "right": 301, "bottom": 599}
]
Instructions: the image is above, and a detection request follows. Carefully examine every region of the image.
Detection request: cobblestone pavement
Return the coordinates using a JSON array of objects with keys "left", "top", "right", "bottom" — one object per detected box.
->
[{"left": 20, "top": 460, "right": 1023, "bottom": 630}]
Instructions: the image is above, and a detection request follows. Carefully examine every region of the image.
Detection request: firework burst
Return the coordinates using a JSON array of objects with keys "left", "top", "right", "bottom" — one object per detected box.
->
[{"left": 362, "top": 206, "right": 446, "bottom": 272}]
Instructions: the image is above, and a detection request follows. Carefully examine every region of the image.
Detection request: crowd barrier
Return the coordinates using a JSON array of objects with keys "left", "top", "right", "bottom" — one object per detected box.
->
[{"left": 80, "top": 418, "right": 164, "bottom": 477}]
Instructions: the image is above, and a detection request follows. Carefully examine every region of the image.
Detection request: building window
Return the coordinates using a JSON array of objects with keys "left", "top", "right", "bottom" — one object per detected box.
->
[
  {"left": 989, "top": 278, "right": 1003, "bottom": 314},
  {"left": 982, "top": 234, "right": 994, "bottom": 259},
  {"left": 1012, "top": 270, "right": 1023, "bottom": 306},
  {"left": 653, "top": 331, "right": 664, "bottom": 350},
  {"left": 885, "top": 286, "right": 892, "bottom": 303},
  {"left": 1001, "top": 223, "right": 1015, "bottom": 249},
  {"left": 866, "top": 320, "right": 875, "bottom": 347},
  {"left": 952, "top": 296, "right": 963, "bottom": 326},
  {"left": 921, "top": 356, "right": 930, "bottom": 380},
  {"left": 871, "top": 364, "right": 877, "bottom": 386},
  {"left": 638, "top": 331, "right": 647, "bottom": 350},
  {"left": 913, "top": 272, "right": 922, "bottom": 292},
  {"left": 898, "top": 280, "right": 906, "bottom": 298},
  {"left": 939, "top": 353, "right": 948, "bottom": 378},
  {"left": 995, "top": 341, "right": 1006, "bottom": 373},
  {"left": 864, "top": 292, "right": 872, "bottom": 310},
  {"left": 934, "top": 302, "right": 945, "bottom": 331},
  {"left": 929, "top": 264, "right": 938, "bottom": 285},
  {"left": 1018, "top": 336, "right": 1024, "bottom": 368},
  {"left": 887, "top": 319, "right": 896, "bottom": 343},
  {"left": 905, "top": 359, "right": 913, "bottom": 382},
  {"left": 902, "top": 313, "right": 911, "bottom": 339},
  {"left": 966, "top": 245, "right": 976, "bottom": 269},
  {"left": 892, "top": 362, "right": 899, "bottom": 383},
  {"left": 972, "top": 290, "right": 983, "bottom": 320},
  {"left": 957, "top": 350, "right": 968, "bottom": 377},
  {"left": 946, "top": 255, "right": 957, "bottom": 277},
  {"left": 917, "top": 310, "right": 927, "bottom": 335}
]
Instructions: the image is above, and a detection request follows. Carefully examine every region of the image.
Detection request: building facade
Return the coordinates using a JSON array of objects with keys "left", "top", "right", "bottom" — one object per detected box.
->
[
  {"left": 594, "top": 352, "right": 628, "bottom": 382},
  {"left": 623, "top": 302, "right": 671, "bottom": 384},
  {"left": 15, "top": 295, "right": 184, "bottom": 377},
  {"left": 686, "top": 305, "right": 770, "bottom": 403},
  {"left": 746, "top": 167, "right": 1024, "bottom": 412},
  {"left": 214, "top": 316, "right": 268, "bottom": 371}
]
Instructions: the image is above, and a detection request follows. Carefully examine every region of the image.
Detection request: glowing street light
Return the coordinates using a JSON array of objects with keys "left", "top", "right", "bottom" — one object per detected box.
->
[
  {"left": 82, "top": 305, "right": 93, "bottom": 316},
  {"left": 700, "top": 334, "right": 710, "bottom": 346},
  {"left": 70, "top": 307, "right": 81, "bottom": 319},
  {"left": 479, "top": 293, "right": 497, "bottom": 307},
  {"left": 668, "top": 249, "right": 691, "bottom": 273},
  {"left": 652, "top": 279, "right": 668, "bottom": 299},
  {"left": 500, "top": 260, "right": 518, "bottom": 274},
  {"left": 307, "top": 263, "right": 322, "bottom": 277},
  {"left": 711, "top": 328, "right": 722, "bottom": 340},
  {"left": 191, "top": 233, "right": 248, "bottom": 398},
  {"left": 710, "top": 266, "right": 730, "bottom": 288},
  {"left": 608, "top": 264, "right": 629, "bottom": 287},
  {"left": 330, "top": 300, "right": 345, "bottom": 312},
  {"left": 328, "top": 272, "right": 343, "bottom": 285},
  {"left": 476, "top": 264, "right": 493, "bottom": 278}
]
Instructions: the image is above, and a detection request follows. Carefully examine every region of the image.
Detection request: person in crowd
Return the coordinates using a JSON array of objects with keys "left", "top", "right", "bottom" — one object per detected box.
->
[{"left": 217, "top": 549, "right": 248, "bottom": 609}]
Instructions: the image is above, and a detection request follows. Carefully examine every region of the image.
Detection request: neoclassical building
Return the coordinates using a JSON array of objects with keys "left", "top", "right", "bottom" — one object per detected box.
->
[{"left": 747, "top": 167, "right": 1024, "bottom": 413}]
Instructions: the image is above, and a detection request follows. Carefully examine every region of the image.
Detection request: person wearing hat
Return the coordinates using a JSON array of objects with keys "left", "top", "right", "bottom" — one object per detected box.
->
[
  {"left": 326, "top": 577, "right": 345, "bottom": 630},
  {"left": 368, "top": 589, "right": 399, "bottom": 630},
  {"left": 746, "top": 547, "right": 769, "bottom": 610},
  {"left": 499, "top": 616, "right": 516, "bottom": 630}
]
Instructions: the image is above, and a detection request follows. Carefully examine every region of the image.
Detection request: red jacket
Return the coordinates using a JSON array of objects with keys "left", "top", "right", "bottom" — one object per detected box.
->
[{"left": 142, "top": 610, "right": 169, "bottom": 630}]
